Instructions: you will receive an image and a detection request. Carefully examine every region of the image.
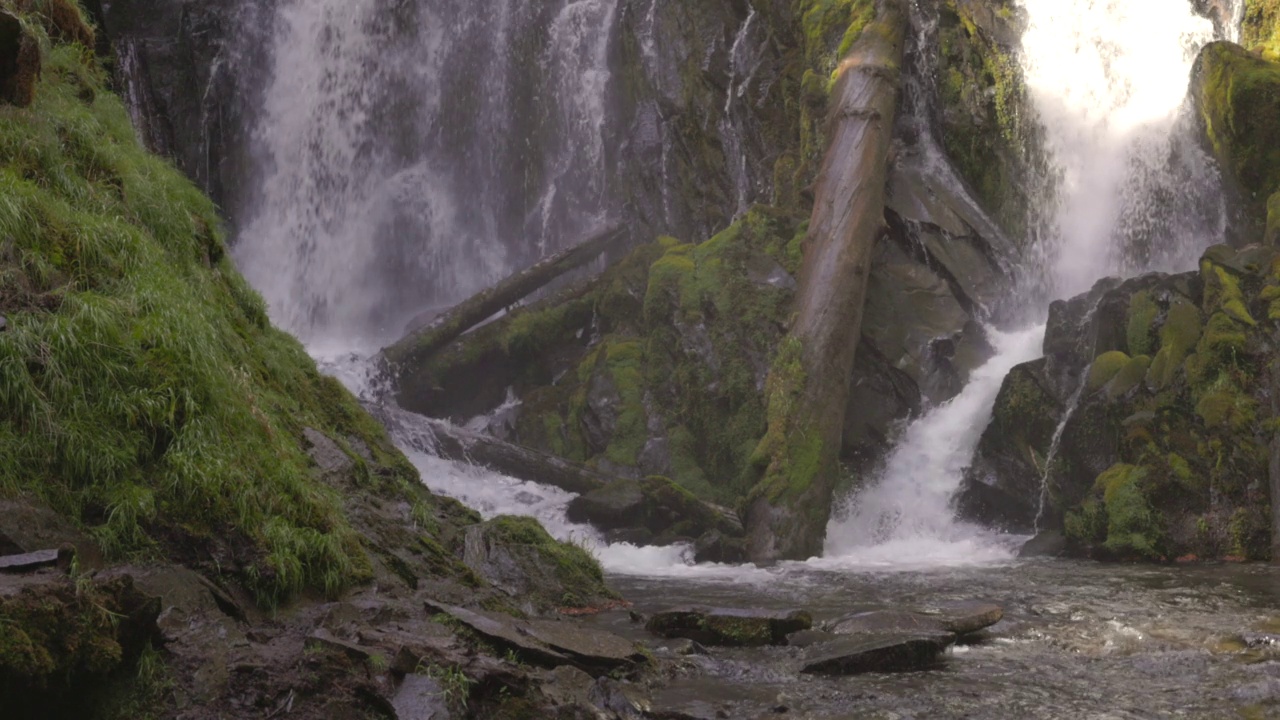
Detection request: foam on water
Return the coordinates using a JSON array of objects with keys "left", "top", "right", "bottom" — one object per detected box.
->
[{"left": 820, "top": 324, "right": 1046, "bottom": 567}]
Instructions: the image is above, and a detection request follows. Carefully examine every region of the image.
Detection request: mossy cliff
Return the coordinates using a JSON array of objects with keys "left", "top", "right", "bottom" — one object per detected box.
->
[
  {"left": 1192, "top": 41, "right": 1280, "bottom": 244},
  {"left": 1242, "top": 0, "right": 1279, "bottom": 62},
  {"left": 964, "top": 245, "right": 1278, "bottom": 562},
  {"left": 0, "top": 4, "right": 615, "bottom": 716},
  {"left": 935, "top": 0, "right": 1045, "bottom": 240}
]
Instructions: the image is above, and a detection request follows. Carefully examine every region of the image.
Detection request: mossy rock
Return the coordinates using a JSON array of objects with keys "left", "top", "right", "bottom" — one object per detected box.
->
[
  {"left": 1066, "top": 464, "right": 1164, "bottom": 560},
  {"left": 1104, "top": 355, "right": 1151, "bottom": 400},
  {"left": 1192, "top": 42, "right": 1280, "bottom": 241},
  {"left": 1146, "top": 298, "right": 1203, "bottom": 390},
  {"left": 1087, "top": 351, "right": 1132, "bottom": 392},
  {"left": 1126, "top": 290, "right": 1159, "bottom": 356},
  {"left": 1242, "top": 0, "right": 1280, "bottom": 62},
  {"left": 461, "top": 516, "right": 616, "bottom": 613}
]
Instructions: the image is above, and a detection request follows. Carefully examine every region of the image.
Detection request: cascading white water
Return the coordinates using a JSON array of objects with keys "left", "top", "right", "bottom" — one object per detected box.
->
[
  {"left": 820, "top": 326, "right": 1045, "bottom": 567},
  {"left": 821, "top": 0, "right": 1237, "bottom": 567},
  {"left": 235, "top": 0, "right": 621, "bottom": 352},
  {"left": 1020, "top": 0, "right": 1225, "bottom": 296}
]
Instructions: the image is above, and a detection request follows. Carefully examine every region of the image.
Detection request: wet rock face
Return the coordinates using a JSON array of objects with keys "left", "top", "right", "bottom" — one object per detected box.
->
[
  {"left": 97, "top": 0, "right": 269, "bottom": 222},
  {"left": 1191, "top": 41, "right": 1280, "bottom": 245},
  {"left": 0, "top": 10, "right": 39, "bottom": 107},
  {"left": 965, "top": 245, "right": 1278, "bottom": 561}
]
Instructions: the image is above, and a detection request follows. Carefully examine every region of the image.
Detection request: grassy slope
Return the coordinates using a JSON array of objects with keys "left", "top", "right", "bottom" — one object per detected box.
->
[{"left": 0, "top": 9, "right": 461, "bottom": 606}]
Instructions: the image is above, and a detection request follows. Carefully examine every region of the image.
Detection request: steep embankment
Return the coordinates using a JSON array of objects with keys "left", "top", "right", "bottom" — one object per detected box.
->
[{"left": 0, "top": 4, "right": 622, "bottom": 717}]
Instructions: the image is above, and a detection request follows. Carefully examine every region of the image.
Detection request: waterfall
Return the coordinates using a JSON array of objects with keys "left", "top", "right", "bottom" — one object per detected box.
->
[
  {"left": 234, "top": 0, "right": 621, "bottom": 351},
  {"left": 1020, "top": 0, "right": 1226, "bottom": 297},
  {"left": 821, "top": 325, "right": 1045, "bottom": 566},
  {"left": 822, "top": 0, "right": 1236, "bottom": 565}
]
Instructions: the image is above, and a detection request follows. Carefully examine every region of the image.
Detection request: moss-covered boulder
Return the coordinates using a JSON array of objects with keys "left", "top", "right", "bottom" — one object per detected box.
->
[
  {"left": 1192, "top": 41, "right": 1280, "bottom": 244},
  {"left": 971, "top": 245, "right": 1278, "bottom": 562},
  {"left": 461, "top": 516, "right": 617, "bottom": 614},
  {"left": 0, "top": 571, "right": 159, "bottom": 715},
  {"left": 565, "top": 476, "right": 742, "bottom": 546},
  {"left": 1242, "top": 0, "right": 1279, "bottom": 62}
]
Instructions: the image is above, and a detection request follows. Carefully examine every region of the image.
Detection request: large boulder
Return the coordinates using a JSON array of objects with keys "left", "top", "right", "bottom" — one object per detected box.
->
[
  {"left": 565, "top": 476, "right": 743, "bottom": 547},
  {"left": 967, "top": 246, "right": 1278, "bottom": 561},
  {"left": 461, "top": 516, "right": 618, "bottom": 614}
]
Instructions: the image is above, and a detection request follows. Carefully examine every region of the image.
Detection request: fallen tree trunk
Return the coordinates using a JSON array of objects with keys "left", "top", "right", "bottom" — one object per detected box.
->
[
  {"left": 383, "top": 225, "right": 626, "bottom": 369},
  {"left": 744, "top": 0, "right": 908, "bottom": 563},
  {"left": 425, "top": 418, "right": 610, "bottom": 496}
]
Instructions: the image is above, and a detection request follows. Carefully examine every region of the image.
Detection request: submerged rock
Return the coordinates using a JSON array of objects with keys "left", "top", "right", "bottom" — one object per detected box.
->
[
  {"left": 1019, "top": 530, "right": 1068, "bottom": 558},
  {"left": 826, "top": 603, "right": 1003, "bottom": 638},
  {"left": 645, "top": 608, "right": 813, "bottom": 647},
  {"left": 800, "top": 632, "right": 955, "bottom": 675}
]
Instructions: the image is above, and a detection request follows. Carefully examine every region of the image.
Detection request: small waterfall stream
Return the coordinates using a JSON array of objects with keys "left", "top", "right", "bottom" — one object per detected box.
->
[{"left": 823, "top": 0, "right": 1237, "bottom": 564}]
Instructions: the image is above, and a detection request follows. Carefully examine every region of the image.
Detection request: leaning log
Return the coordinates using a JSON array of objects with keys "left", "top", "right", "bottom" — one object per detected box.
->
[
  {"left": 425, "top": 418, "right": 609, "bottom": 496},
  {"left": 383, "top": 226, "right": 626, "bottom": 369},
  {"left": 744, "top": 0, "right": 908, "bottom": 563}
]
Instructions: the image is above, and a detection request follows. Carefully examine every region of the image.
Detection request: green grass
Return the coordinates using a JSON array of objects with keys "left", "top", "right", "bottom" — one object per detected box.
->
[{"left": 0, "top": 15, "right": 412, "bottom": 606}]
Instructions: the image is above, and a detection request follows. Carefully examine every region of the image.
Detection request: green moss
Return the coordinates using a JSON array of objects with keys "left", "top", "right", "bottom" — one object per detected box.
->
[
  {"left": 1242, "top": 0, "right": 1280, "bottom": 62},
  {"left": 483, "top": 516, "right": 614, "bottom": 606},
  {"left": 1194, "top": 42, "right": 1280, "bottom": 237},
  {"left": 1204, "top": 262, "right": 1256, "bottom": 326},
  {"left": 1126, "top": 291, "right": 1159, "bottom": 356},
  {"left": 1105, "top": 355, "right": 1151, "bottom": 399},
  {"left": 1097, "top": 464, "right": 1162, "bottom": 559},
  {"left": 934, "top": 0, "right": 1038, "bottom": 238},
  {"left": 1146, "top": 299, "right": 1203, "bottom": 390},
  {"left": 1087, "top": 351, "right": 1132, "bottom": 392},
  {"left": 800, "top": 0, "right": 876, "bottom": 77}
]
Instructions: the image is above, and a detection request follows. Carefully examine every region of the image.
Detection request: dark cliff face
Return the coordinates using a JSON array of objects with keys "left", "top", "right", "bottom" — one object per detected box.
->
[{"left": 97, "top": 0, "right": 272, "bottom": 226}]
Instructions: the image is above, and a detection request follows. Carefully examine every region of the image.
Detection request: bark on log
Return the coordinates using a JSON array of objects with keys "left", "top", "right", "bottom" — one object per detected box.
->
[
  {"left": 744, "top": 0, "right": 908, "bottom": 563},
  {"left": 425, "top": 418, "right": 609, "bottom": 496},
  {"left": 382, "top": 225, "right": 626, "bottom": 369}
]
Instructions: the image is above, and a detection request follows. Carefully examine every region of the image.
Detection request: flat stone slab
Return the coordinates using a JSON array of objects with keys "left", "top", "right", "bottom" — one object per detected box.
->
[
  {"left": 825, "top": 610, "right": 948, "bottom": 636},
  {"left": 519, "top": 619, "right": 644, "bottom": 669},
  {"left": 919, "top": 601, "right": 1004, "bottom": 635},
  {"left": 425, "top": 600, "right": 568, "bottom": 667},
  {"left": 801, "top": 632, "right": 954, "bottom": 675},
  {"left": 0, "top": 549, "right": 60, "bottom": 573},
  {"left": 646, "top": 607, "right": 812, "bottom": 647},
  {"left": 425, "top": 600, "right": 641, "bottom": 673}
]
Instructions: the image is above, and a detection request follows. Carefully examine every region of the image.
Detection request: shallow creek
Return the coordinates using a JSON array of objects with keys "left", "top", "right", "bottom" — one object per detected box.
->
[{"left": 598, "top": 560, "right": 1280, "bottom": 719}]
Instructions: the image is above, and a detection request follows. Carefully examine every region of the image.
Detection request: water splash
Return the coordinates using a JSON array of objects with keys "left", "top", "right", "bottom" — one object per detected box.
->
[
  {"left": 823, "top": 325, "right": 1046, "bottom": 565},
  {"left": 1017, "top": 0, "right": 1226, "bottom": 297},
  {"left": 235, "top": 0, "right": 620, "bottom": 351}
]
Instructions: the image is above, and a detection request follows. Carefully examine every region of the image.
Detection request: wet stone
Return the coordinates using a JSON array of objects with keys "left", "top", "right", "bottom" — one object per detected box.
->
[
  {"left": 825, "top": 610, "right": 948, "bottom": 636},
  {"left": 518, "top": 618, "right": 644, "bottom": 670},
  {"left": 920, "top": 601, "right": 1005, "bottom": 634},
  {"left": 786, "top": 629, "right": 837, "bottom": 648},
  {"left": 1019, "top": 530, "right": 1068, "bottom": 558},
  {"left": 645, "top": 607, "right": 812, "bottom": 647},
  {"left": 0, "top": 548, "right": 60, "bottom": 573},
  {"left": 391, "top": 674, "right": 452, "bottom": 720},
  {"left": 800, "top": 632, "right": 955, "bottom": 675},
  {"left": 424, "top": 601, "right": 568, "bottom": 667}
]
